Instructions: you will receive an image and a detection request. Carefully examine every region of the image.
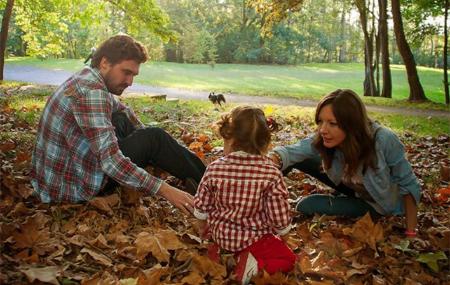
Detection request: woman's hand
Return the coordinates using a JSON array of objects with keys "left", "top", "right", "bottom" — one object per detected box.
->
[
  {"left": 157, "top": 182, "right": 194, "bottom": 215},
  {"left": 268, "top": 151, "right": 282, "bottom": 169}
]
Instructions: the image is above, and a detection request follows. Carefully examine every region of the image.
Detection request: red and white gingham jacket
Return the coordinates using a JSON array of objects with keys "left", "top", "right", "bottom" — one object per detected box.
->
[{"left": 194, "top": 151, "right": 292, "bottom": 252}]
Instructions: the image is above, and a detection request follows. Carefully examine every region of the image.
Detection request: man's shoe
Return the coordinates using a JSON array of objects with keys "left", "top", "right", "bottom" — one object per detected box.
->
[
  {"left": 234, "top": 251, "right": 258, "bottom": 285},
  {"left": 184, "top": 177, "right": 198, "bottom": 195}
]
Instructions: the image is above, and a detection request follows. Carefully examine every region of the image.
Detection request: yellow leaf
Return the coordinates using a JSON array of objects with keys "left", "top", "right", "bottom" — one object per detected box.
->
[
  {"left": 264, "top": 105, "right": 274, "bottom": 116},
  {"left": 119, "top": 278, "right": 137, "bottom": 285}
]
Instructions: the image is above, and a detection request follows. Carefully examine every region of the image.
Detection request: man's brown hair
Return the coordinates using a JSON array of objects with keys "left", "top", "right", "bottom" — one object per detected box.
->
[
  {"left": 91, "top": 35, "right": 148, "bottom": 68},
  {"left": 313, "top": 89, "right": 377, "bottom": 177}
]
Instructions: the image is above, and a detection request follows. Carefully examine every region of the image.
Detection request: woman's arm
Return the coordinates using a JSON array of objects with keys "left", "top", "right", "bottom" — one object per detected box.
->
[
  {"left": 272, "top": 136, "right": 320, "bottom": 171},
  {"left": 379, "top": 127, "right": 420, "bottom": 233},
  {"left": 403, "top": 194, "right": 418, "bottom": 235}
]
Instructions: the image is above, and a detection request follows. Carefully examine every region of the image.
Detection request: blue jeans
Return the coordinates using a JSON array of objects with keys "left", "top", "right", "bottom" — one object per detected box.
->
[
  {"left": 103, "top": 112, "right": 206, "bottom": 193},
  {"left": 286, "top": 159, "right": 378, "bottom": 218}
]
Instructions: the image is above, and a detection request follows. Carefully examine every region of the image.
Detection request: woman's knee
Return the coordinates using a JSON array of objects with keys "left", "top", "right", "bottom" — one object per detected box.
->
[{"left": 295, "top": 195, "right": 329, "bottom": 215}]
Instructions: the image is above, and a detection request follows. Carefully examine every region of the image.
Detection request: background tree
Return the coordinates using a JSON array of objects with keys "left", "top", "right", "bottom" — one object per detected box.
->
[
  {"left": 378, "top": 0, "right": 391, "bottom": 98},
  {"left": 444, "top": 0, "right": 449, "bottom": 105},
  {"left": 0, "top": 0, "right": 14, "bottom": 81},
  {"left": 391, "top": 0, "right": 426, "bottom": 102},
  {"left": 355, "top": 0, "right": 378, "bottom": 97}
]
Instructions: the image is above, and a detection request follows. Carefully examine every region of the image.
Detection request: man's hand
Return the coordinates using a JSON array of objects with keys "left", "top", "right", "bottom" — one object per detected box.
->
[{"left": 157, "top": 182, "right": 194, "bottom": 215}]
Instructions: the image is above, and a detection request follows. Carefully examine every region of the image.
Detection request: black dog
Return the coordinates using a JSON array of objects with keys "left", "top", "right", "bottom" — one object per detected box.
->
[{"left": 208, "top": 92, "right": 226, "bottom": 107}]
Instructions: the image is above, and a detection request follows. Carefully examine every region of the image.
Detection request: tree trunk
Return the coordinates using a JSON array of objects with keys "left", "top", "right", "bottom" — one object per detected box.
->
[
  {"left": 391, "top": 0, "right": 427, "bottom": 102},
  {"left": 339, "top": 2, "right": 347, "bottom": 63},
  {"left": 242, "top": 0, "right": 247, "bottom": 30},
  {"left": 444, "top": 0, "right": 449, "bottom": 105},
  {"left": 356, "top": 0, "right": 377, "bottom": 97},
  {"left": 378, "top": 0, "right": 392, "bottom": 98},
  {"left": 0, "top": 0, "right": 15, "bottom": 81}
]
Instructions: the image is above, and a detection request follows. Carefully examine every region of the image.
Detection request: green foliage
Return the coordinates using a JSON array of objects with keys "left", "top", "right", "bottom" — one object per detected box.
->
[
  {"left": 3, "top": 0, "right": 444, "bottom": 66},
  {"left": 416, "top": 251, "right": 448, "bottom": 273},
  {"left": 3, "top": 0, "right": 172, "bottom": 60}
]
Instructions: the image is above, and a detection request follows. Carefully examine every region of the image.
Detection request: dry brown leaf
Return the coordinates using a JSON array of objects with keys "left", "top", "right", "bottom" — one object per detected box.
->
[
  {"left": 137, "top": 264, "right": 169, "bottom": 285},
  {"left": 122, "top": 188, "right": 143, "bottom": 205},
  {"left": 342, "top": 213, "right": 384, "bottom": 250},
  {"left": 298, "top": 252, "right": 312, "bottom": 274},
  {"left": 191, "top": 252, "right": 226, "bottom": 279},
  {"left": 14, "top": 249, "right": 39, "bottom": 263},
  {"left": 80, "top": 247, "right": 113, "bottom": 267},
  {"left": 135, "top": 232, "right": 170, "bottom": 262},
  {"left": 310, "top": 250, "right": 326, "bottom": 268},
  {"left": 253, "top": 270, "right": 295, "bottom": 285},
  {"left": 81, "top": 271, "right": 118, "bottom": 285},
  {"left": 88, "top": 234, "right": 111, "bottom": 249},
  {"left": 155, "top": 229, "right": 187, "bottom": 251},
  {"left": 12, "top": 213, "right": 53, "bottom": 255},
  {"left": 88, "top": 194, "right": 120, "bottom": 215},
  {"left": 67, "top": 234, "right": 85, "bottom": 247},
  {"left": 20, "top": 266, "right": 61, "bottom": 285},
  {"left": 181, "top": 270, "right": 205, "bottom": 284}
]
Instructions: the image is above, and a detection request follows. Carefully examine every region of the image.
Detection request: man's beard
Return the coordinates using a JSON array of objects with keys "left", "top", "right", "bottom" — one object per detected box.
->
[{"left": 104, "top": 72, "right": 129, "bottom": 95}]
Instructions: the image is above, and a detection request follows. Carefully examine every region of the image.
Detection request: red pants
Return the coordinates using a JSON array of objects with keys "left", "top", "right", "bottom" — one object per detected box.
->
[
  {"left": 241, "top": 234, "right": 296, "bottom": 274},
  {"left": 208, "top": 234, "right": 296, "bottom": 274}
]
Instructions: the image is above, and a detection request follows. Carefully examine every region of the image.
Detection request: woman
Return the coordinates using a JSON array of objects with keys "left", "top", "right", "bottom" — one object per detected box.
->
[{"left": 269, "top": 89, "right": 420, "bottom": 237}]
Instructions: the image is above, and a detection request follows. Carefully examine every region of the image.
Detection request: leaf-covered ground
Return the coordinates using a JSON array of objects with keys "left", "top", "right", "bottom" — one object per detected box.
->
[{"left": 0, "top": 86, "right": 449, "bottom": 284}]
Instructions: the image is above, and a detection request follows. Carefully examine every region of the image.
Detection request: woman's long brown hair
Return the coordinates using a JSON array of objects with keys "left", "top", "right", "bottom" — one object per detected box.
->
[{"left": 313, "top": 89, "right": 377, "bottom": 177}]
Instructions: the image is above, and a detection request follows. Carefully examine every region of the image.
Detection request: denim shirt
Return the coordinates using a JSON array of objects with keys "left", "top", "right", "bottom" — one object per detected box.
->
[{"left": 273, "top": 123, "right": 421, "bottom": 215}]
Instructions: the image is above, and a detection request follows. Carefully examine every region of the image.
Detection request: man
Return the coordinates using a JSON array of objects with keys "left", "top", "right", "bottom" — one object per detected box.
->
[{"left": 31, "top": 35, "right": 205, "bottom": 214}]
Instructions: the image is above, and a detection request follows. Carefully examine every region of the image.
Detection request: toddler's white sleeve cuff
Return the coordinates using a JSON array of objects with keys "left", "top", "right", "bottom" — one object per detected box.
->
[{"left": 194, "top": 208, "right": 208, "bottom": 220}]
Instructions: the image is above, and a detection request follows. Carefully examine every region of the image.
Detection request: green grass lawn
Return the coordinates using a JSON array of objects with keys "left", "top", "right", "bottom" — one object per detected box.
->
[
  {"left": 3, "top": 89, "right": 448, "bottom": 138},
  {"left": 5, "top": 57, "right": 448, "bottom": 106}
]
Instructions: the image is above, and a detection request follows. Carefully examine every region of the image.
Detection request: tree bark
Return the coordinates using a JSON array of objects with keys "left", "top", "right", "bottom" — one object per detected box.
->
[
  {"left": 378, "top": 0, "right": 392, "bottom": 98},
  {"left": 356, "top": 0, "right": 377, "bottom": 97},
  {"left": 391, "top": 0, "right": 427, "bottom": 102},
  {"left": 0, "top": 0, "right": 15, "bottom": 81},
  {"left": 339, "top": 2, "right": 347, "bottom": 63},
  {"left": 444, "top": 0, "right": 449, "bottom": 105}
]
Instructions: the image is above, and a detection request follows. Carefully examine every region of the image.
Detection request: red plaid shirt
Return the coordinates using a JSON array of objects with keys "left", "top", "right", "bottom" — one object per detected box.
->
[
  {"left": 194, "top": 151, "right": 292, "bottom": 252},
  {"left": 31, "top": 67, "right": 162, "bottom": 202}
]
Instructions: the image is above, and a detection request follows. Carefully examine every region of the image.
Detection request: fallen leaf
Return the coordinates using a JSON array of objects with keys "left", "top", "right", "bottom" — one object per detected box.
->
[
  {"left": 342, "top": 213, "right": 383, "bottom": 250},
  {"left": 80, "top": 247, "right": 113, "bottom": 267},
  {"left": 88, "top": 194, "right": 120, "bottom": 215},
  {"left": 181, "top": 271, "right": 205, "bottom": 284},
  {"left": 137, "top": 264, "right": 168, "bottom": 285},
  {"left": 135, "top": 232, "right": 170, "bottom": 262},
  {"left": 416, "top": 251, "right": 447, "bottom": 272},
  {"left": 20, "top": 266, "right": 61, "bottom": 285}
]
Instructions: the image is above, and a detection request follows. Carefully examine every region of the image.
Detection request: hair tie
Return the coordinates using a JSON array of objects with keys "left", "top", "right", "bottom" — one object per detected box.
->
[{"left": 266, "top": 117, "right": 280, "bottom": 132}]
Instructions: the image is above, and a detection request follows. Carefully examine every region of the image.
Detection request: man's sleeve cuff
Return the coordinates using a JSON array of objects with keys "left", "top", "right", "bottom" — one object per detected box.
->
[{"left": 148, "top": 178, "right": 164, "bottom": 196}]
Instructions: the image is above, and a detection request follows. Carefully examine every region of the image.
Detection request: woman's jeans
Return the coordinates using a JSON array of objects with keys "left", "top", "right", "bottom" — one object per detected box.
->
[
  {"left": 103, "top": 112, "right": 206, "bottom": 193},
  {"left": 286, "top": 157, "right": 379, "bottom": 218}
]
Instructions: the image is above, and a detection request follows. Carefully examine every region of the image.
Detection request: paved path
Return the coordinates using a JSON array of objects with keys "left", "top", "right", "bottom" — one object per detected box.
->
[{"left": 4, "top": 65, "right": 449, "bottom": 118}]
